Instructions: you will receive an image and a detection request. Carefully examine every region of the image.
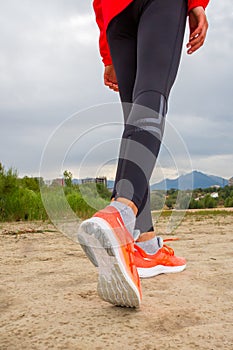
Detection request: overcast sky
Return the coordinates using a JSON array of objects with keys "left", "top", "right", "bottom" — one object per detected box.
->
[{"left": 0, "top": 0, "right": 233, "bottom": 182}]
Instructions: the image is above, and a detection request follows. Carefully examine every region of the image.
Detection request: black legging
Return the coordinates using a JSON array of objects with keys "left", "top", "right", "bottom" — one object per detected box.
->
[{"left": 107, "top": 0, "right": 187, "bottom": 233}]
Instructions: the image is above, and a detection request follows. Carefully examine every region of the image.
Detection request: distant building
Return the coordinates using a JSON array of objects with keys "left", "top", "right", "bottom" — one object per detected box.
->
[
  {"left": 81, "top": 177, "right": 107, "bottom": 187},
  {"left": 81, "top": 177, "right": 95, "bottom": 184},
  {"left": 210, "top": 185, "right": 220, "bottom": 189},
  {"left": 96, "top": 177, "right": 107, "bottom": 187},
  {"left": 51, "top": 178, "right": 64, "bottom": 186},
  {"left": 210, "top": 192, "right": 218, "bottom": 199},
  {"left": 228, "top": 177, "right": 233, "bottom": 187}
]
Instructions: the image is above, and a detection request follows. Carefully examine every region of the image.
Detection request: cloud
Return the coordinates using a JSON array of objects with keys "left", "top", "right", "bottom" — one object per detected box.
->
[
  {"left": 0, "top": 2, "right": 100, "bottom": 111},
  {"left": 0, "top": 0, "right": 232, "bottom": 181}
]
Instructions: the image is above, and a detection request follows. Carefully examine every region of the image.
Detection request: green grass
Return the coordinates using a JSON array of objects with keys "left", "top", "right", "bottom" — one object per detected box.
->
[
  {"left": 1, "top": 162, "right": 233, "bottom": 222},
  {"left": 153, "top": 208, "right": 233, "bottom": 219},
  {"left": 184, "top": 209, "right": 233, "bottom": 217}
]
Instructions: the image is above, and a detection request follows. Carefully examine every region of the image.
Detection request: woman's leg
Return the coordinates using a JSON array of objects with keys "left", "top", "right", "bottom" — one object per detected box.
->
[
  {"left": 107, "top": 4, "right": 154, "bottom": 232},
  {"left": 107, "top": 0, "right": 187, "bottom": 232}
]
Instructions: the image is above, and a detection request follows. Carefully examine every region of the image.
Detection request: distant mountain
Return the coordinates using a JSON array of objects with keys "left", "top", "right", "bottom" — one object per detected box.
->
[
  {"left": 107, "top": 180, "right": 115, "bottom": 189},
  {"left": 73, "top": 171, "right": 228, "bottom": 191},
  {"left": 72, "top": 178, "right": 82, "bottom": 185},
  {"left": 208, "top": 174, "right": 228, "bottom": 187},
  {"left": 150, "top": 171, "right": 228, "bottom": 191}
]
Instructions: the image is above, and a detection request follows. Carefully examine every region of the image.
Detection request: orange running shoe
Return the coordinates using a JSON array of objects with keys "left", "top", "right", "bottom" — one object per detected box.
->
[
  {"left": 134, "top": 238, "right": 186, "bottom": 278},
  {"left": 77, "top": 205, "right": 142, "bottom": 308}
]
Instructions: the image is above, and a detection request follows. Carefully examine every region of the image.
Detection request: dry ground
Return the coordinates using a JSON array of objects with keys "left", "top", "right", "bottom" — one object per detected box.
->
[{"left": 0, "top": 212, "right": 233, "bottom": 350}]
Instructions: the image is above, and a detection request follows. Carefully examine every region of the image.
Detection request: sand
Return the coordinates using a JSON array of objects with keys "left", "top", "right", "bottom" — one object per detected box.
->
[{"left": 0, "top": 213, "right": 233, "bottom": 350}]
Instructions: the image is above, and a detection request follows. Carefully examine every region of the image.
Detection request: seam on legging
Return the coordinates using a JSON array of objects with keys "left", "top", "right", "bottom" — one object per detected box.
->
[
  {"left": 133, "top": 89, "right": 168, "bottom": 111},
  {"left": 164, "top": 1, "right": 186, "bottom": 96},
  {"left": 135, "top": 115, "right": 164, "bottom": 126}
]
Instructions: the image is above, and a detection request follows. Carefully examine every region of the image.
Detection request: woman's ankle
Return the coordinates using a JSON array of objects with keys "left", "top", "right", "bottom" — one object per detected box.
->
[{"left": 114, "top": 197, "right": 138, "bottom": 216}]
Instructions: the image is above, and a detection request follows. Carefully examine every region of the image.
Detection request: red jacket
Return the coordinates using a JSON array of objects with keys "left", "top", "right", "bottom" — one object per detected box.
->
[{"left": 93, "top": 0, "right": 210, "bottom": 66}]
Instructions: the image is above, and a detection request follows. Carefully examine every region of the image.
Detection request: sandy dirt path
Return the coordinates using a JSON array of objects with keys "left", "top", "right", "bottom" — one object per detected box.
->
[{"left": 0, "top": 214, "right": 233, "bottom": 350}]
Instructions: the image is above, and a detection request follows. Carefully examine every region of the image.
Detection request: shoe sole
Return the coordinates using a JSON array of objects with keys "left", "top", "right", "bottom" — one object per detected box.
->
[
  {"left": 77, "top": 217, "right": 141, "bottom": 308},
  {"left": 78, "top": 237, "right": 186, "bottom": 280},
  {"left": 137, "top": 264, "right": 186, "bottom": 278}
]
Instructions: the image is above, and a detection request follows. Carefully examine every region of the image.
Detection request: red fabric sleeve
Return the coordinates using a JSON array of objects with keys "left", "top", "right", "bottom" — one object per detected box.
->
[
  {"left": 93, "top": 0, "right": 210, "bottom": 66},
  {"left": 93, "top": 0, "right": 112, "bottom": 66},
  {"left": 188, "top": 0, "right": 210, "bottom": 12}
]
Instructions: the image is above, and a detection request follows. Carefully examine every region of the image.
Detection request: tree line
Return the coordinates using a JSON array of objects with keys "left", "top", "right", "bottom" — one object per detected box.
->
[
  {"left": 0, "top": 164, "right": 111, "bottom": 222},
  {"left": 0, "top": 163, "right": 233, "bottom": 222},
  {"left": 151, "top": 186, "right": 233, "bottom": 210}
]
